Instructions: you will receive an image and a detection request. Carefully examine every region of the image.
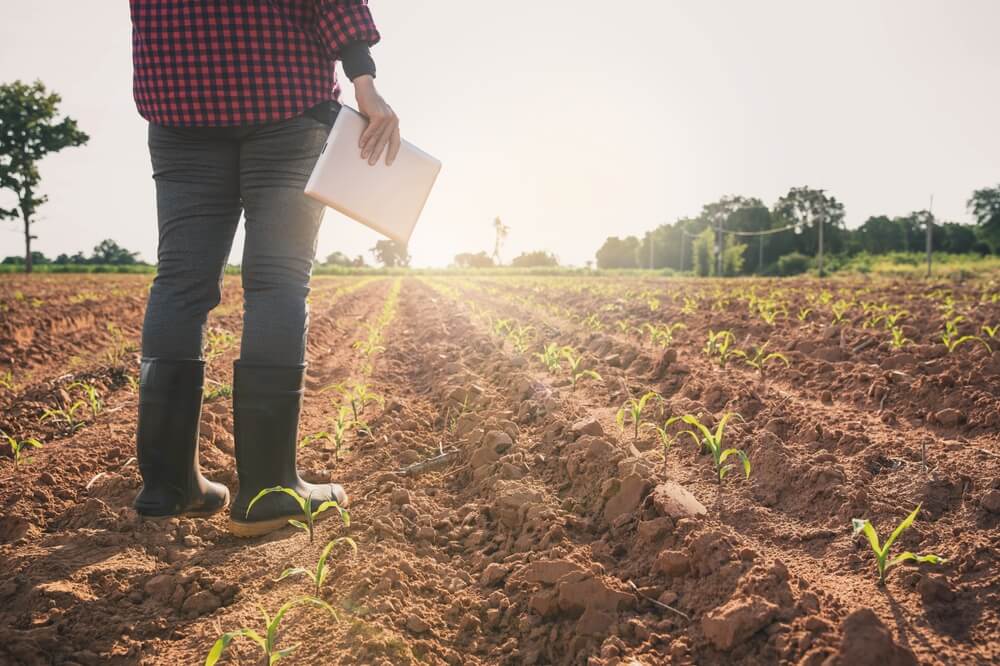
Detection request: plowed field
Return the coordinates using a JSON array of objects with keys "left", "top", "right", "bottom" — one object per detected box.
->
[{"left": 1, "top": 273, "right": 998, "bottom": 665}]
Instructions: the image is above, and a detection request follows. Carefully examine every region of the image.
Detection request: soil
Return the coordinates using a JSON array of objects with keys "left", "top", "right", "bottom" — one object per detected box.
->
[{"left": 0, "top": 273, "right": 997, "bottom": 665}]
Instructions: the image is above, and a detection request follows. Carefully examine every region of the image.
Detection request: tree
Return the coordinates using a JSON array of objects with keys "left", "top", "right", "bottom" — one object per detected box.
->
[
  {"left": 491, "top": 217, "right": 509, "bottom": 264},
  {"left": 773, "top": 187, "right": 845, "bottom": 276},
  {"left": 453, "top": 251, "right": 494, "bottom": 268},
  {"left": 968, "top": 185, "right": 1000, "bottom": 248},
  {"left": 0, "top": 80, "right": 89, "bottom": 273},
  {"left": 91, "top": 239, "right": 140, "bottom": 265},
  {"left": 370, "top": 240, "right": 410, "bottom": 268},
  {"left": 510, "top": 251, "right": 558, "bottom": 268},
  {"left": 595, "top": 236, "right": 640, "bottom": 269},
  {"left": 3, "top": 251, "right": 49, "bottom": 265},
  {"left": 691, "top": 228, "right": 745, "bottom": 276}
]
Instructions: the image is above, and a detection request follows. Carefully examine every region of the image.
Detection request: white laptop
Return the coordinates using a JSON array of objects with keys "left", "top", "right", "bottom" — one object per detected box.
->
[{"left": 305, "top": 105, "right": 441, "bottom": 245}]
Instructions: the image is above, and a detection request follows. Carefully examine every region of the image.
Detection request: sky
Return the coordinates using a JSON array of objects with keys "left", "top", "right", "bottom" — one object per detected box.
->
[{"left": 1, "top": 1, "right": 999, "bottom": 268}]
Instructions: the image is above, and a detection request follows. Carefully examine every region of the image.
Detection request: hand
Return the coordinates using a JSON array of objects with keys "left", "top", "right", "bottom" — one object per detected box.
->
[{"left": 354, "top": 75, "right": 400, "bottom": 166}]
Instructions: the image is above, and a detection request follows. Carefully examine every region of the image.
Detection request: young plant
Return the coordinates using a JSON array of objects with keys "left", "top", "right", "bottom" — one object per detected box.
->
[
  {"left": 941, "top": 316, "right": 992, "bottom": 354},
  {"left": 616, "top": 391, "right": 661, "bottom": 442},
  {"left": 981, "top": 324, "right": 999, "bottom": 340},
  {"left": 889, "top": 326, "right": 912, "bottom": 350},
  {"left": 561, "top": 348, "right": 602, "bottom": 389},
  {"left": 204, "top": 327, "right": 237, "bottom": 362},
  {"left": 205, "top": 596, "right": 338, "bottom": 666},
  {"left": 830, "top": 300, "right": 852, "bottom": 325},
  {"left": 666, "top": 413, "right": 750, "bottom": 483},
  {"left": 0, "top": 370, "right": 14, "bottom": 392},
  {"left": 3, "top": 433, "right": 43, "bottom": 468},
  {"left": 535, "top": 343, "right": 564, "bottom": 374},
  {"left": 246, "top": 486, "right": 350, "bottom": 543},
  {"left": 734, "top": 343, "right": 789, "bottom": 379},
  {"left": 703, "top": 330, "right": 737, "bottom": 367},
  {"left": 39, "top": 402, "right": 87, "bottom": 431},
  {"left": 851, "top": 504, "right": 946, "bottom": 585},
  {"left": 643, "top": 422, "right": 675, "bottom": 472},
  {"left": 797, "top": 307, "right": 812, "bottom": 323},
  {"left": 68, "top": 381, "right": 102, "bottom": 418},
  {"left": 203, "top": 380, "right": 232, "bottom": 401},
  {"left": 276, "top": 537, "right": 358, "bottom": 598}
]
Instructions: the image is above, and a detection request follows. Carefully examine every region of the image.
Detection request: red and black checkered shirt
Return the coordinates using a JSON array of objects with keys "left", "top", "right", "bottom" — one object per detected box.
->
[{"left": 130, "top": 0, "right": 380, "bottom": 127}]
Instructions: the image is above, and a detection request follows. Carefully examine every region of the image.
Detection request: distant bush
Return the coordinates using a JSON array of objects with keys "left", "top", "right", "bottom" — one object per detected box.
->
[{"left": 776, "top": 252, "right": 811, "bottom": 276}]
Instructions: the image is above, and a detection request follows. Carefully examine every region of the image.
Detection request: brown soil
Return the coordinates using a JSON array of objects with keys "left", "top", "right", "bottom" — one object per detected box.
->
[{"left": 0, "top": 273, "right": 997, "bottom": 665}]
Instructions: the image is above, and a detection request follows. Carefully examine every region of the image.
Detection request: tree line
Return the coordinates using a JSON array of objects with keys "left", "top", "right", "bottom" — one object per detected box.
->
[{"left": 596, "top": 185, "right": 1000, "bottom": 276}]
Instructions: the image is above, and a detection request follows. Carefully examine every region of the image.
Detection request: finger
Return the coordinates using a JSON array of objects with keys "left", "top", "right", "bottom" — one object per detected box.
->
[
  {"left": 386, "top": 124, "right": 401, "bottom": 166},
  {"left": 368, "top": 121, "right": 393, "bottom": 165},
  {"left": 359, "top": 116, "right": 385, "bottom": 156}
]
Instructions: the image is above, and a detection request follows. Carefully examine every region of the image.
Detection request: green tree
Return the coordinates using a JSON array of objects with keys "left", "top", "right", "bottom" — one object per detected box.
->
[
  {"left": 324, "top": 251, "right": 353, "bottom": 266},
  {"left": 91, "top": 239, "right": 140, "bottom": 265},
  {"left": 0, "top": 80, "right": 89, "bottom": 273},
  {"left": 370, "top": 239, "right": 410, "bottom": 268},
  {"left": 453, "top": 251, "right": 494, "bottom": 268},
  {"left": 968, "top": 185, "right": 1000, "bottom": 248},
  {"left": 773, "top": 187, "right": 845, "bottom": 276},
  {"left": 510, "top": 250, "right": 558, "bottom": 268},
  {"left": 595, "top": 236, "right": 640, "bottom": 269}
]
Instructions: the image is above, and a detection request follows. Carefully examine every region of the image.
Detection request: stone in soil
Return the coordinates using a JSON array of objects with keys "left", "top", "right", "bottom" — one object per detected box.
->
[
  {"left": 650, "top": 481, "right": 707, "bottom": 520},
  {"left": 701, "top": 595, "right": 778, "bottom": 650}
]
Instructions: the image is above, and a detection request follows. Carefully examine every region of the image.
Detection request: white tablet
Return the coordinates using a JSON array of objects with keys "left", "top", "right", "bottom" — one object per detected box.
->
[{"left": 304, "top": 105, "right": 441, "bottom": 245}]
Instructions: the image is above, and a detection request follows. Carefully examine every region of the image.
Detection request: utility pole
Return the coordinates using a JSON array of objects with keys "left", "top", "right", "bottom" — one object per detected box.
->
[
  {"left": 817, "top": 213, "right": 825, "bottom": 278},
  {"left": 926, "top": 194, "right": 934, "bottom": 278},
  {"left": 679, "top": 228, "right": 686, "bottom": 273}
]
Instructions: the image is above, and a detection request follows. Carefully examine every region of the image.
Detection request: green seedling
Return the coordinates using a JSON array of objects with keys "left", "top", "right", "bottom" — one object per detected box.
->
[
  {"left": 246, "top": 486, "right": 350, "bottom": 543},
  {"left": 0, "top": 370, "right": 14, "bottom": 392},
  {"left": 203, "top": 380, "right": 232, "bottom": 401},
  {"left": 126, "top": 374, "right": 139, "bottom": 394},
  {"left": 982, "top": 324, "right": 999, "bottom": 340},
  {"left": 507, "top": 324, "right": 534, "bottom": 354},
  {"left": 277, "top": 537, "right": 358, "bottom": 598},
  {"left": 830, "top": 300, "right": 852, "bottom": 325},
  {"left": 682, "top": 297, "right": 698, "bottom": 315},
  {"left": 851, "top": 504, "right": 946, "bottom": 585},
  {"left": 205, "top": 596, "right": 338, "bottom": 666},
  {"left": 734, "top": 343, "right": 789, "bottom": 379},
  {"left": 68, "top": 381, "right": 102, "bottom": 418},
  {"left": 797, "top": 307, "right": 812, "bottom": 322},
  {"left": 104, "top": 322, "right": 134, "bottom": 366},
  {"left": 535, "top": 343, "right": 564, "bottom": 374},
  {"left": 561, "top": 348, "right": 601, "bottom": 389},
  {"left": 703, "top": 329, "right": 737, "bottom": 367},
  {"left": 643, "top": 422, "right": 675, "bottom": 472},
  {"left": 941, "top": 316, "right": 992, "bottom": 353},
  {"left": 616, "top": 391, "right": 662, "bottom": 442},
  {"left": 666, "top": 413, "right": 750, "bottom": 483},
  {"left": 3, "top": 433, "right": 43, "bottom": 468},
  {"left": 39, "top": 402, "right": 86, "bottom": 431},
  {"left": 889, "top": 326, "right": 911, "bottom": 350},
  {"left": 204, "top": 327, "right": 237, "bottom": 362},
  {"left": 582, "top": 314, "right": 604, "bottom": 331}
]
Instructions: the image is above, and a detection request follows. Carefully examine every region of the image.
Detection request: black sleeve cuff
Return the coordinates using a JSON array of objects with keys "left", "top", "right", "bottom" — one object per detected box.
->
[{"left": 340, "top": 41, "right": 376, "bottom": 81}]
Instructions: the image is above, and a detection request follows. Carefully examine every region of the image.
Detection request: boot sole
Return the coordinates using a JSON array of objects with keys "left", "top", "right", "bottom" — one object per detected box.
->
[
  {"left": 136, "top": 494, "right": 230, "bottom": 521},
  {"left": 228, "top": 504, "right": 338, "bottom": 538}
]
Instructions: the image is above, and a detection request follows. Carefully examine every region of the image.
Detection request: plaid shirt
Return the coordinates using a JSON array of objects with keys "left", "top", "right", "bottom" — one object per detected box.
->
[{"left": 130, "top": 1, "right": 380, "bottom": 127}]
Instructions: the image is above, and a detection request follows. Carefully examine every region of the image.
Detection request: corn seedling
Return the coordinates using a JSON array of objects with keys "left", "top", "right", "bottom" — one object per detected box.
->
[
  {"left": 982, "top": 324, "right": 999, "bottom": 340},
  {"left": 616, "top": 391, "right": 662, "bottom": 442},
  {"left": 39, "top": 402, "right": 86, "bottom": 431},
  {"left": 734, "top": 343, "right": 789, "bottom": 379},
  {"left": 205, "top": 596, "right": 338, "bottom": 666},
  {"left": 703, "top": 330, "right": 737, "bottom": 367},
  {"left": 797, "top": 307, "right": 812, "bottom": 322},
  {"left": 561, "top": 348, "right": 601, "bottom": 389},
  {"left": 830, "top": 300, "right": 852, "bottom": 325},
  {"left": 104, "top": 323, "right": 133, "bottom": 366},
  {"left": 643, "top": 422, "right": 675, "bottom": 472},
  {"left": 682, "top": 297, "right": 698, "bottom": 315},
  {"left": 68, "top": 381, "right": 102, "bottom": 418},
  {"left": 666, "top": 413, "right": 750, "bottom": 483},
  {"left": 941, "top": 316, "right": 992, "bottom": 353},
  {"left": 203, "top": 379, "right": 232, "bottom": 401},
  {"left": 276, "top": 537, "right": 358, "bottom": 598},
  {"left": 246, "top": 486, "right": 350, "bottom": 543},
  {"left": 535, "top": 343, "right": 564, "bottom": 374},
  {"left": 582, "top": 314, "right": 604, "bottom": 331},
  {"left": 851, "top": 505, "right": 946, "bottom": 585},
  {"left": 0, "top": 370, "right": 14, "bottom": 392},
  {"left": 508, "top": 324, "right": 534, "bottom": 354},
  {"left": 3, "top": 433, "right": 43, "bottom": 468},
  {"left": 889, "top": 326, "right": 911, "bottom": 350},
  {"left": 204, "top": 328, "right": 237, "bottom": 362}
]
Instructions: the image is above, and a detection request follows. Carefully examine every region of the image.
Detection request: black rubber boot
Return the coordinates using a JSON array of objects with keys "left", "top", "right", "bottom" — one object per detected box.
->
[
  {"left": 228, "top": 361, "right": 348, "bottom": 537},
  {"left": 133, "top": 358, "right": 230, "bottom": 518}
]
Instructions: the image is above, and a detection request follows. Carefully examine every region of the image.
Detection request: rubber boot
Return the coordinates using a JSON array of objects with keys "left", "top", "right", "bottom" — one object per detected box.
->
[
  {"left": 228, "top": 361, "right": 348, "bottom": 537},
  {"left": 133, "top": 358, "right": 230, "bottom": 518}
]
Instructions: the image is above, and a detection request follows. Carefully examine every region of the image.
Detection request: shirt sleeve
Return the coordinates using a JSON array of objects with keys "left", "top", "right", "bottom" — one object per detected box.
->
[{"left": 316, "top": 1, "right": 381, "bottom": 79}]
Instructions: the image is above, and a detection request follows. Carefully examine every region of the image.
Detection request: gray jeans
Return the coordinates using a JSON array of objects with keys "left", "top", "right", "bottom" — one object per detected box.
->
[{"left": 141, "top": 104, "right": 336, "bottom": 365}]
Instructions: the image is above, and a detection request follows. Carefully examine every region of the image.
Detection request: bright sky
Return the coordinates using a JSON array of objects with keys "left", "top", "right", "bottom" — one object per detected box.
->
[{"left": 2, "top": 1, "right": 999, "bottom": 267}]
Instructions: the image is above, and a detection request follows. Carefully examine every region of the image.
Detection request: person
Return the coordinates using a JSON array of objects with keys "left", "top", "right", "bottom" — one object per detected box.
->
[{"left": 128, "top": 0, "right": 398, "bottom": 537}]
